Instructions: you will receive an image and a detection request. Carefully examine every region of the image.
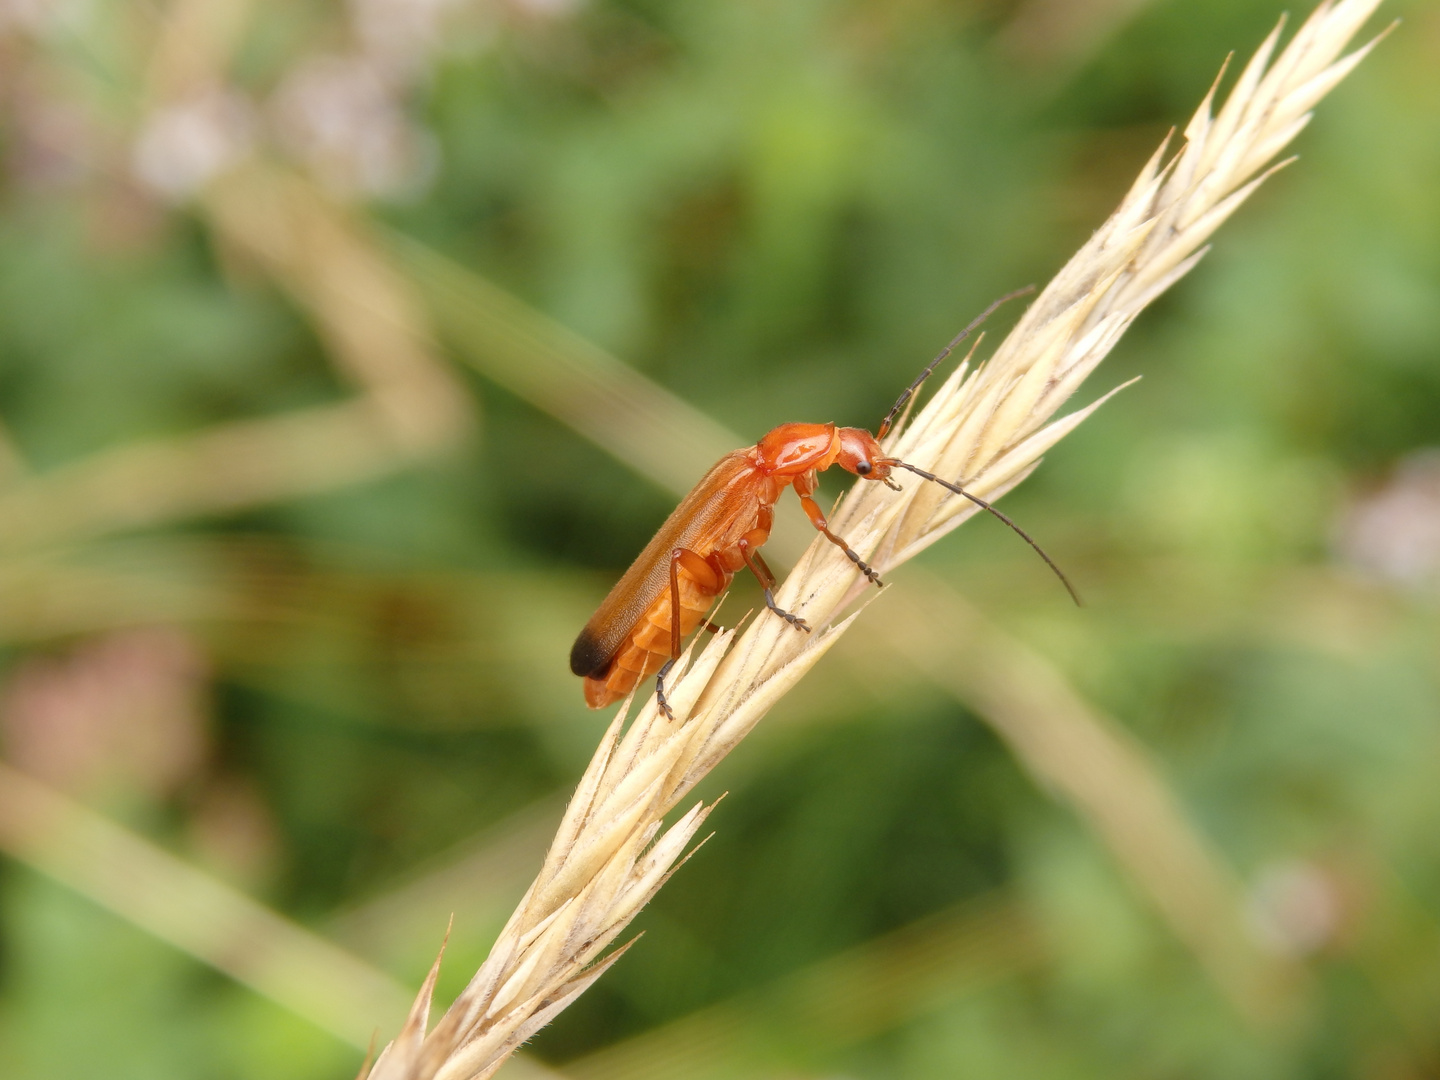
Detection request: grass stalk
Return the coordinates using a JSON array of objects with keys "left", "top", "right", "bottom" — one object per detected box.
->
[{"left": 367, "top": 4, "right": 1387, "bottom": 1076}]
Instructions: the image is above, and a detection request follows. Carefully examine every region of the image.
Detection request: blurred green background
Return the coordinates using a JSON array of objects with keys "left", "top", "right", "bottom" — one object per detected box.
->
[{"left": 0, "top": 1, "right": 1436, "bottom": 1078}]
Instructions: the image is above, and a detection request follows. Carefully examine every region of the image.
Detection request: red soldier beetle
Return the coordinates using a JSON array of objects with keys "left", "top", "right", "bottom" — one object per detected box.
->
[{"left": 570, "top": 287, "right": 1078, "bottom": 719}]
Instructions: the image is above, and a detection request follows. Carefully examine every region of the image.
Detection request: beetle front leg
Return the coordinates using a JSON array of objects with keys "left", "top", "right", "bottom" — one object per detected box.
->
[{"left": 795, "top": 493, "right": 884, "bottom": 587}]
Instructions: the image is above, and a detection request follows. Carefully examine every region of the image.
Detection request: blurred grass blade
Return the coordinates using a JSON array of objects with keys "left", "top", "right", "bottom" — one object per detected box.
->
[
  {"left": 565, "top": 894, "right": 1043, "bottom": 1080},
  {"left": 389, "top": 234, "right": 742, "bottom": 500},
  {"left": 331, "top": 796, "right": 566, "bottom": 972},
  {"left": 0, "top": 162, "right": 473, "bottom": 554},
  {"left": 0, "top": 403, "right": 441, "bottom": 553},
  {"left": 1000, "top": 0, "right": 1159, "bottom": 72},
  {"left": 0, "top": 761, "right": 413, "bottom": 1048},
  {"left": 871, "top": 572, "right": 1308, "bottom": 1025}
]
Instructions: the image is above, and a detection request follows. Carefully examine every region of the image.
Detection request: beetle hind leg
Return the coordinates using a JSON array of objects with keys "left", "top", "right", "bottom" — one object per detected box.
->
[
  {"left": 654, "top": 657, "right": 678, "bottom": 722},
  {"left": 650, "top": 547, "right": 724, "bottom": 722}
]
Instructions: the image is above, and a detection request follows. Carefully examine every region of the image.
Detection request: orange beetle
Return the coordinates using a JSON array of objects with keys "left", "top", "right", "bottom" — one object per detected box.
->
[{"left": 570, "top": 289, "right": 1075, "bottom": 718}]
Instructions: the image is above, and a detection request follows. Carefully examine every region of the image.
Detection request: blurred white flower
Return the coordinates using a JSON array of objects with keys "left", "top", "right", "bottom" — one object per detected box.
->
[
  {"left": 1246, "top": 860, "right": 1343, "bottom": 957},
  {"left": 269, "top": 53, "right": 436, "bottom": 200},
  {"left": 0, "top": 0, "right": 54, "bottom": 34},
  {"left": 349, "top": 0, "right": 468, "bottom": 77},
  {"left": 131, "top": 87, "right": 255, "bottom": 200},
  {"left": 507, "top": 0, "right": 582, "bottom": 16},
  {"left": 267, "top": 0, "right": 582, "bottom": 203},
  {"left": 1334, "top": 449, "right": 1440, "bottom": 589}
]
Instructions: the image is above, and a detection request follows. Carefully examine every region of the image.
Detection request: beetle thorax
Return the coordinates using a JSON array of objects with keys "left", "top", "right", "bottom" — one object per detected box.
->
[{"left": 753, "top": 422, "right": 839, "bottom": 478}]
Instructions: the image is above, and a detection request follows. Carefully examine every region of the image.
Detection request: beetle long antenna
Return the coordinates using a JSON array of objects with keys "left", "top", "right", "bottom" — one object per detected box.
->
[
  {"left": 877, "top": 285, "right": 1036, "bottom": 441},
  {"left": 883, "top": 459, "right": 1082, "bottom": 606}
]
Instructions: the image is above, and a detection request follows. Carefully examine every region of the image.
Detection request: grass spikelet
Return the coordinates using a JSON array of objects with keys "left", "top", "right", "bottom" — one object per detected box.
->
[{"left": 367, "top": 3, "right": 1386, "bottom": 1075}]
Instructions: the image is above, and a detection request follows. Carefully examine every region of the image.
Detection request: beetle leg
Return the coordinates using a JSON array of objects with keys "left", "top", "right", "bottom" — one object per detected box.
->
[
  {"left": 738, "top": 536, "right": 810, "bottom": 633},
  {"left": 795, "top": 493, "right": 884, "bottom": 586},
  {"left": 655, "top": 657, "right": 677, "bottom": 722},
  {"left": 656, "top": 548, "right": 721, "bottom": 722},
  {"left": 697, "top": 550, "right": 730, "bottom": 632}
]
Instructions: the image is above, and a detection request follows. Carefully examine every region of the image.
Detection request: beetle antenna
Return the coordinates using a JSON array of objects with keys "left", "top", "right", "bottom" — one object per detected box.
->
[
  {"left": 883, "top": 459, "right": 1082, "bottom": 606},
  {"left": 877, "top": 285, "right": 1036, "bottom": 441}
]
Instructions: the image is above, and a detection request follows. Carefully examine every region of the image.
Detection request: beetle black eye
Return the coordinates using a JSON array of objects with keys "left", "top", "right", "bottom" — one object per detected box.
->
[{"left": 856, "top": 461, "right": 872, "bottom": 475}]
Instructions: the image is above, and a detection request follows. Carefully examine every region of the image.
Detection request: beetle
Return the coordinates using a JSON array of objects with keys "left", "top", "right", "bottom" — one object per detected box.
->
[{"left": 570, "top": 288, "right": 1076, "bottom": 719}]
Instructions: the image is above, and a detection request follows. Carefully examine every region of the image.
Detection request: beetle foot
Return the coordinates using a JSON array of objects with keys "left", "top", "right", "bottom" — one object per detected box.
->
[
  {"left": 763, "top": 589, "right": 811, "bottom": 633},
  {"left": 655, "top": 661, "right": 678, "bottom": 722}
]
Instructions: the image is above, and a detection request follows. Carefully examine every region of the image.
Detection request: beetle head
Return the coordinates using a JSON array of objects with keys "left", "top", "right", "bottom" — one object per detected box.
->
[{"left": 834, "top": 427, "right": 897, "bottom": 485}]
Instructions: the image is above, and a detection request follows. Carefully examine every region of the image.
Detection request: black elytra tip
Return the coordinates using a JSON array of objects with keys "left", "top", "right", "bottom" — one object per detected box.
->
[{"left": 570, "top": 629, "right": 612, "bottom": 678}]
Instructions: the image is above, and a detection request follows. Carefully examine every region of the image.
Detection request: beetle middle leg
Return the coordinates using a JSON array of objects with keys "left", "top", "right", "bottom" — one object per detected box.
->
[
  {"left": 655, "top": 547, "right": 723, "bottom": 721},
  {"left": 738, "top": 536, "right": 811, "bottom": 633}
]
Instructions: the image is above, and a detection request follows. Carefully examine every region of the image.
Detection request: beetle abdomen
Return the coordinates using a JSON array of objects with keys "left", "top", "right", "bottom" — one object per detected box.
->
[{"left": 582, "top": 569, "right": 724, "bottom": 709}]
